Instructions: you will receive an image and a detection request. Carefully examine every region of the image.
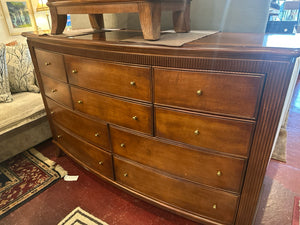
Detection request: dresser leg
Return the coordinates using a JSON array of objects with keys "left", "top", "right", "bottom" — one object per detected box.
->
[
  {"left": 89, "top": 14, "right": 104, "bottom": 30},
  {"left": 172, "top": 0, "right": 191, "bottom": 33},
  {"left": 55, "top": 146, "right": 65, "bottom": 157},
  {"left": 138, "top": 2, "right": 161, "bottom": 40},
  {"left": 49, "top": 7, "right": 67, "bottom": 35}
]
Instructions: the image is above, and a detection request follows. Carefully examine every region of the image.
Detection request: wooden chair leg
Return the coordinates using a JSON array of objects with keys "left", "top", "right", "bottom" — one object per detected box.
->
[
  {"left": 173, "top": 0, "right": 191, "bottom": 33},
  {"left": 89, "top": 14, "right": 104, "bottom": 30},
  {"left": 138, "top": 2, "right": 161, "bottom": 40},
  {"left": 49, "top": 7, "right": 67, "bottom": 35}
]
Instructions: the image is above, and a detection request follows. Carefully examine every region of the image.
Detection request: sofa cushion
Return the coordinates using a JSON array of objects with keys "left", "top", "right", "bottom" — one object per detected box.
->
[
  {"left": 0, "top": 44, "right": 13, "bottom": 103},
  {"left": 6, "top": 43, "right": 39, "bottom": 93},
  {"left": 0, "top": 92, "right": 46, "bottom": 135}
]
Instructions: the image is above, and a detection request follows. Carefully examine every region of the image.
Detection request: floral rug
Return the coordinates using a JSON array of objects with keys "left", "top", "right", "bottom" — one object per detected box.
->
[
  {"left": 58, "top": 207, "right": 109, "bottom": 225},
  {"left": 0, "top": 148, "right": 67, "bottom": 218}
]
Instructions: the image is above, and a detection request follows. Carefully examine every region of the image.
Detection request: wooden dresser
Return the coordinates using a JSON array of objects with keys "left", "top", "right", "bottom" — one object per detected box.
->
[{"left": 24, "top": 31, "right": 300, "bottom": 225}]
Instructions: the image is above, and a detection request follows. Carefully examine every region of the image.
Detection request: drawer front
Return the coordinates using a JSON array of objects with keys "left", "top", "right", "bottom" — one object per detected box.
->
[
  {"left": 71, "top": 86, "right": 153, "bottom": 135},
  {"left": 35, "top": 49, "right": 67, "bottom": 82},
  {"left": 65, "top": 55, "right": 152, "bottom": 102},
  {"left": 155, "top": 107, "right": 254, "bottom": 157},
  {"left": 46, "top": 97, "right": 110, "bottom": 151},
  {"left": 42, "top": 75, "right": 72, "bottom": 107},
  {"left": 111, "top": 127, "right": 245, "bottom": 193},
  {"left": 154, "top": 68, "right": 264, "bottom": 119},
  {"left": 115, "top": 157, "right": 239, "bottom": 224},
  {"left": 53, "top": 124, "right": 113, "bottom": 179}
]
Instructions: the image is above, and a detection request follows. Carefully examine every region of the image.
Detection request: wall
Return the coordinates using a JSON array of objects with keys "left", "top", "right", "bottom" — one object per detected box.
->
[{"left": 72, "top": 0, "right": 271, "bottom": 33}]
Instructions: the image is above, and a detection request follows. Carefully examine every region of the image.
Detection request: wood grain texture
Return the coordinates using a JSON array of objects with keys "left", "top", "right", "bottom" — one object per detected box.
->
[
  {"left": 35, "top": 49, "right": 67, "bottom": 82},
  {"left": 154, "top": 68, "right": 265, "bottom": 119},
  {"left": 41, "top": 74, "right": 72, "bottom": 107},
  {"left": 25, "top": 31, "right": 300, "bottom": 225},
  {"left": 46, "top": 97, "right": 110, "bottom": 150},
  {"left": 110, "top": 126, "right": 246, "bottom": 193},
  {"left": 65, "top": 55, "right": 152, "bottom": 102},
  {"left": 155, "top": 107, "right": 255, "bottom": 157},
  {"left": 53, "top": 124, "right": 114, "bottom": 179},
  {"left": 88, "top": 14, "right": 104, "bottom": 30},
  {"left": 71, "top": 86, "right": 153, "bottom": 135},
  {"left": 115, "top": 156, "right": 239, "bottom": 225}
]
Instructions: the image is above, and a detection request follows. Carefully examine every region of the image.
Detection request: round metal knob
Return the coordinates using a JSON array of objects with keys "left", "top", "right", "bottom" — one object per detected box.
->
[
  {"left": 130, "top": 81, "right": 136, "bottom": 86},
  {"left": 72, "top": 69, "right": 78, "bottom": 74},
  {"left": 123, "top": 173, "right": 128, "bottom": 177},
  {"left": 50, "top": 111, "right": 54, "bottom": 115},
  {"left": 57, "top": 135, "right": 62, "bottom": 139},
  {"left": 77, "top": 100, "right": 83, "bottom": 104},
  {"left": 95, "top": 133, "right": 100, "bottom": 137},
  {"left": 99, "top": 161, "right": 103, "bottom": 165},
  {"left": 213, "top": 204, "right": 217, "bottom": 209},
  {"left": 45, "top": 62, "right": 51, "bottom": 66},
  {"left": 194, "top": 130, "right": 200, "bottom": 135},
  {"left": 120, "top": 143, "right": 125, "bottom": 148},
  {"left": 132, "top": 116, "right": 138, "bottom": 120},
  {"left": 51, "top": 89, "right": 57, "bottom": 93},
  {"left": 217, "top": 171, "right": 222, "bottom": 176},
  {"left": 196, "top": 90, "right": 202, "bottom": 96}
]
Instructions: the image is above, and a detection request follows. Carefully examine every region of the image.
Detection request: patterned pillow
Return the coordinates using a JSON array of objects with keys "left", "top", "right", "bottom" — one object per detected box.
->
[
  {"left": 0, "top": 44, "right": 13, "bottom": 103},
  {"left": 6, "top": 43, "right": 39, "bottom": 93}
]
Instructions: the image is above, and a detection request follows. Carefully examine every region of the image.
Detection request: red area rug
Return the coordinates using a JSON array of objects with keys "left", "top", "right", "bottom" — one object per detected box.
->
[
  {"left": 0, "top": 148, "right": 67, "bottom": 218},
  {"left": 293, "top": 196, "right": 300, "bottom": 225}
]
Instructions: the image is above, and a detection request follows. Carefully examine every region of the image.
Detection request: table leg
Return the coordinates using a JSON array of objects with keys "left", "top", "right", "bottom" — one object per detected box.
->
[
  {"left": 49, "top": 7, "right": 67, "bottom": 35},
  {"left": 138, "top": 2, "right": 161, "bottom": 40},
  {"left": 172, "top": 0, "right": 191, "bottom": 33},
  {"left": 89, "top": 14, "right": 104, "bottom": 30}
]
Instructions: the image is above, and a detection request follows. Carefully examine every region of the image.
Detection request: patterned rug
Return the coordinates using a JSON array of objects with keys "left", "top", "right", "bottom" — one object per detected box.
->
[
  {"left": 293, "top": 196, "right": 300, "bottom": 225},
  {"left": 0, "top": 148, "right": 67, "bottom": 218},
  {"left": 58, "top": 207, "right": 109, "bottom": 225}
]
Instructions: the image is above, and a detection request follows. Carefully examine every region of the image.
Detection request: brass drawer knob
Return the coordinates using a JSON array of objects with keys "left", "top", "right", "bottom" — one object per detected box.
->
[
  {"left": 95, "top": 133, "right": 100, "bottom": 137},
  {"left": 72, "top": 69, "right": 78, "bottom": 74},
  {"left": 132, "top": 116, "right": 138, "bottom": 120},
  {"left": 77, "top": 100, "right": 83, "bottom": 104},
  {"left": 196, "top": 90, "right": 202, "bottom": 96},
  {"left": 194, "top": 130, "right": 200, "bottom": 135},
  {"left": 213, "top": 204, "right": 217, "bottom": 209},
  {"left": 120, "top": 143, "right": 125, "bottom": 148},
  {"left": 51, "top": 89, "right": 57, "bottom": 93},
  {"left": 50, "top": 111, "right": 54, "bottom": 115},
  {"left": 99, "top": 161, "right": 103, "bottom": 165},
  {"left": 130, "top": 81, "right": 136, "bottom": 86},
  {"left": 123, "top": 173, "right": 128, "bottom": 177},
  {"left": 45, "top": 62, "right": 51, "bottom": 66},
  {"left": 57, "top": 135, "right": 62, "bottom": 139},
  {"left": 217, "top": 170, "right": 222, "bottom": 176}
]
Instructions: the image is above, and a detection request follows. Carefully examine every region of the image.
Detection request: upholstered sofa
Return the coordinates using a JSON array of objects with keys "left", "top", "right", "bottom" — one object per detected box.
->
[{"left": 0, "top": 42, "right": 51, "bottom": 163}]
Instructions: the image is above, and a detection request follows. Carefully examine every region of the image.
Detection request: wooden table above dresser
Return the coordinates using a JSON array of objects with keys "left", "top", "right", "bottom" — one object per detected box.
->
[{"left": 23, "top": 31, "right": 300, "bottom": 225}]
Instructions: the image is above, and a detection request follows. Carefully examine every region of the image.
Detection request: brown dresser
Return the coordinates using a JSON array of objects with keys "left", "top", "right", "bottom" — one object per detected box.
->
[{"left": 24, "top": 31, "right": 300, "bottom": 225}]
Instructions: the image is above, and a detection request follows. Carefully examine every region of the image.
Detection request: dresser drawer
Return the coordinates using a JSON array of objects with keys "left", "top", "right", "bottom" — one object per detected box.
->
[
  {"left": 53, "top": 124, "right": 113, "bottom": 179},
  {"left": 115, "top": 157, "right": 239, "bottom": 224},
  {"left": 35, "top": 49, "right": 67, "bottom": 82},
  {"left": 71, "top": 86, "right": 153, "bottom": 135},
  {"left": 154, "top": 68, "right": 264, "bottom": 119},
  {"left": 111, "top": 127, "right": 245, "bottom": 193},
  {"left": 42, "top": 75, "right": 72, "bottom": 107},
  {"left": 155, "top": 107, "right": 254, "bottom": 157},
  {"left": 65, "top": 55, "right": 151, "bottom": 102},
  {"left": 46, "top": 97, "right": 110, "bottom": 151},
  {"left": 41, "top": 75, "right": 72, "bottom": 107}
]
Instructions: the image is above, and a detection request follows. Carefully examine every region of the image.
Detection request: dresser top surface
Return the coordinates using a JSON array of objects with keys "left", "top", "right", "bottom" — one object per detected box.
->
[{"left": 24, "top": 30, "right": 300, "bottom": 60}]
